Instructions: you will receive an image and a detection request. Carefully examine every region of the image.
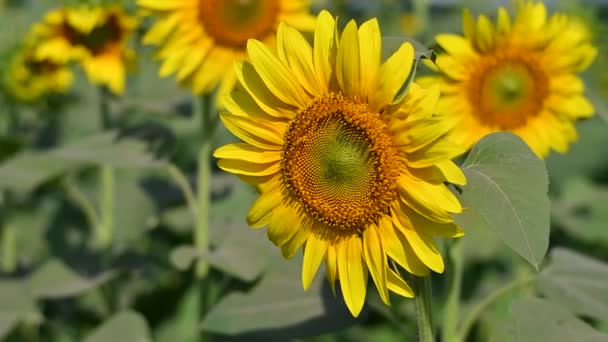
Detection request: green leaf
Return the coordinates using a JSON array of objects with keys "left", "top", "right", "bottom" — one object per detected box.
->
[
  {"left": 84, "top": 311, "right": 152, "bottom": 342},
  {"left": 538, "top": 248, "right": 608, "bottom": 322},
  {"left": 154, "top": 285, "right": 200, "bottom": 342},
  {"left": 0, "top": 280, "right": 40, "bottom": 340},
  {"left": 457, "top": 132, "right": 550, "bottom": 269},
  {"left": 28, "top": 259, "right": 115, "bottom": 299},
  {"left": 501, "top": 297, "right": 608, "bottom": 342},
  {"left": 201, "top": 255, "right": 361, "bottom": 338},
  {"left": 551, "top": 179, "right": 608, "bottom": 244},
  {"left": 169, "top": 245, "right": 200, "bottom": 271},
  {"left": 0, "top": 131, "right": 164, "bottom": 193}
]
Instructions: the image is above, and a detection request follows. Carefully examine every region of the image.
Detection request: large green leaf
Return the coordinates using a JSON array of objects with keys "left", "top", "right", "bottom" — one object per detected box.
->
[
  {"left": 457, "top": 132, "right": 550, "bottom": 269},
  {"left": 84, "top": 311, "right": 152, "bottom": 342},
  {"left": 551, "top": 179, "right": 608, "bottom": 244},
  {"left": 201, "top": 255, "right": 361, "bottom": 338},
  {"left": 28, "top": 259, "right": 116, "bottom": 299},
  {"left": 538, "top": 248, "right": 608, "bottom": 322},
  {"left": 0, "top": 131, "right": 164, "bottom": 192},
  {"left": 500, "top": 297, "right": 608, "bottom": 342}
]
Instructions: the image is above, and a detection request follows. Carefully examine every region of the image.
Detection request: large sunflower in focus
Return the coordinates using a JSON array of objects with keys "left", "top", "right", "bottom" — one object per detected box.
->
[
  {"left": 32, "top": 5, "right": 137, "bottom": 95},
  {"left": 214, "top": 11, "right": 466, "bottom": 316},
  {"left": 137, "top": 0, "right": 315, "bottom": 98},
  {"left": 421, "top": 0, "right": 597, "bottom": 157}
]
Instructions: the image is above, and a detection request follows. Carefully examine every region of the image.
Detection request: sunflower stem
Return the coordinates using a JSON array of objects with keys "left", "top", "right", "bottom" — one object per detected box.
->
[
  {"left": 456, "top": 276, "right": 536, "bottom": 342},
  {"left": 442, "top": 239, "right": 464, "bottom": 342},
  {"left": 414, "top": 275, "right": 434, "bottom": 342},
  {"left": 194, "top": 93, "right": 215, "bottom": 279}
]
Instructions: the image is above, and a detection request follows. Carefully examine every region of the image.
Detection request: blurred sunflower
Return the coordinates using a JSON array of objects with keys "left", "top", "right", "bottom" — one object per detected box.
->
[
  {"left": 137, "top": 0, "right": 315, "bottom": 99},
  {"left": 421, "top": 0, "right": 597, "bottom": 157},
  {"left": 31, "top": 5, "right": 137, "bottom": 95},
  {"left": 3, "top": 46, "right": 73, "bottom": 102},
  {"left": 214, "top": 11, "right": 465, "bottom": 316}
]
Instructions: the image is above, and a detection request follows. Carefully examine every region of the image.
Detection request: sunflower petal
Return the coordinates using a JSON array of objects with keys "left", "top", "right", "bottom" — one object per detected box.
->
[
  {"left": 325, "top": 244, "right": 338, "bottom": 295},
  {"left": 377, "top": 216, "right": 429, "bottom": 276},
  {"left": 247, "top": 189, "right": 283, "bottom": 228},
  {"left": 357, "top": 18, "right": 381, "bottom": 101},
  {"left": 363, "top": 225, "right": 389, "bottom": 304},
  {"left": 220, "top": 113, "right": 286, "bottom": 150},
  {"left": 247, "top": 40, "right": 307, "bottom": 107},
  {"left": 302, "top": 233, "right": 328, "bottom": 290},
  {"left": 387, "top": 269, "right": 415, "bottom": 298},
  {"left": 313, "top": 10, "right": 337, "bottom": 92},
  {"left": 267, "top": 205, "right": 302, "bottom": 246},
  {"left": 370, "top": 42, "right": 414, "bottom": 111},
  {"left": 336, "top": 20, "right": 360, "bottom": 98},
  {"left": 338, "top": 235, "right": 367, "bottom": 317},
  {"left": 393, "top": 214, "right": 445, "bottom": 273}
]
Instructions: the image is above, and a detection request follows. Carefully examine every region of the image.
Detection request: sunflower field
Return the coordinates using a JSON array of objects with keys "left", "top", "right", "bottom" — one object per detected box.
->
[{"left": 0, "top": 0, "right": 607, "bottom": 341}]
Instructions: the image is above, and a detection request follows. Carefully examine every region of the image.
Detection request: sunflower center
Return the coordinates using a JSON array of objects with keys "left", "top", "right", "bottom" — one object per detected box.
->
[
  {"left": 282, "top": 93, "right": 400, "bottom": 231},
  {"left": 63, "top": 14, "right": 122, "bottom": 55},
  {"left": 199, "top": 0, "right": 279, "bottom": 48},
  {"left": 468, "top": 51, "right": 549, "bottom": 129}
]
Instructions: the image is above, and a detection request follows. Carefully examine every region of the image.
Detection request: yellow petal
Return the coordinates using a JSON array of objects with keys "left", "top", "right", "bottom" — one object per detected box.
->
[
  {"left": 224, "top": 88, "right": 290, "bottom": 120},
  {"left": 393, "top": 214, "right": 445, "bottom": 273},
  {"left": 336, "top": 20, "right": 360, "bottom": 98},
  {"left": 496, "top": 7, "right": 511, "bottom": 34},
  {"left": 247, "top": 40, "right": 307, "bottom": 107},
  {"left": 435, "top": 34, "right": 478, "bottom": 60},
  {"left": 142, "top": 13, "right": 179, "bottom": 44},
  {"left": 338, "top": 235, "right": 367, "bottom": 317},
  {"left": 357, "top": 18, "right": 381, "bottom": 101},
  {"left": 219, "top": 113, "right": 285, "bottom": 150},
  {"left": 377, "top": 216, "right": 429, "bottom": 276},
  {"left": 370, "top": 42, "right": 414, "bottom": 111},
  {"left": 217, "top": 159, "right": 280, "bottom": 177},
  {"left": 302, "top": 233, "right": 328, "bottom": 290},
  {"left": 267, "top": 205, "right": 302, "bottom": 246},
  {"left": 408, "top": 160, "right": 466, "bottom": 186},
  {"left": 397, "top": 175, "right": 461, "bottom": 223},
  {"left": 462, "top": 9, "right": 476, "bottom": 40},
  {"left": 402, "top": 204, "right": 464, "bottom": 238},
  {"left": 277, "top": 22, "right": 320, "bottom": 95},
  {"left": 363, "top": 225, "right": 389, "bottom": 304},
  {"left": 475, "top": 15, "right": 495, "bottom": 52},
  {"left": 325, "top": 244, "right": 338, "bottom": 295},
  {"left": 313, "top": 10, "right": 337, "bottom": 92},
  {"left": 387, "top": 269, "right": 414, "bottom": 298},
  {"left": 247, "top": 189, "right": 282, "bottom": 228},
  {"left": 235, "top": 61, "right": 295, "bottom": 119},
  {"left": 547, "top": 94, "right": 594, "bottom": 119},
  {"left": 281, "top": 219, "right": 311, "bottom": 258},
  {"left": 214, "top": 143, "right": 281, "bottom": 163}
]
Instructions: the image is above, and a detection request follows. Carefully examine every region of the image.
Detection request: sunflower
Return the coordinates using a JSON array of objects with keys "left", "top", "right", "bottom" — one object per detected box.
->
[
  {"left": 31, "top": 5, "right": 137, "bottom": 95},
  {"left": 137, "top": 0, "right": 315, "bottom": 100},
  {"left": 3, "top": 45, "right": 73, "bottom": 102},
  {"left": 420, "top": 0, "right": 597, "bottom": 158},
  {"left": 214, "top": 11, "right": 466, "bottom": 316}
]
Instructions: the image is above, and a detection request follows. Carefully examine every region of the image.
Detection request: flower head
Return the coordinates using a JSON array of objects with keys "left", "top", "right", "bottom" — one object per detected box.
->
[
  {"left": 214, "top": 11, "right": 465, "bottom": 316},
  {"left": 3, "top": 45, "right": 73, "bottom": 103},
  {"left": 31, "top": 5, "right": 137, "bottom": 95},
  {"left": 137, "top": 0, "right": 315, "bottom": 99},
  {"left": 421, "top": 0, "right": 597, "bottom": 158}
]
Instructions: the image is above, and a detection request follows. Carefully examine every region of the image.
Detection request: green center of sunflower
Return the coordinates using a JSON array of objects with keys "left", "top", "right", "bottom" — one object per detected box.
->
[
  {"left": 199, "top": 0, "right": 279, "bottom": 48},
  {"left": 282, "top": 93, "right": 400, "bottom": 231},
  {"left": 468, "top": 51, "right": 549, "bottom": 129}
]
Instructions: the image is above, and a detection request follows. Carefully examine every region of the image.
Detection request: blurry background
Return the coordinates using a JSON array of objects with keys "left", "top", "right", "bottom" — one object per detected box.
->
[{"left": 0, "top": 0, "right": 607, "bottom": 341}]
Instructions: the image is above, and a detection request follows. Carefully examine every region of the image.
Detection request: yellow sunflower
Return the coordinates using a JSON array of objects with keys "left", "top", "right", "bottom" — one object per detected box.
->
[
  {"left": 3, "top": 46, "right": 73, "bottom": 102},
  {"left": 214, "top": 11, "right": 466, "bottom": 316},
  {"left": 31, "top": 5, "right": 137, "bottom": 95},
  {"left": 420, "top": 0, "right": 597, "bottom": 158},
  {"left": 137, "top": 0, "right": 315, "bottom": 100}
]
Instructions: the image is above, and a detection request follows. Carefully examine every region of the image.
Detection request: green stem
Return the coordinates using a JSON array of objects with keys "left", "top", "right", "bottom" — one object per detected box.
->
[
  {"left": 443, "top": 240, "right": 464, "bottom": 342},
  {"left": 1, "top": 224, "right": 17, "bottom": 273},
  {"left": 96, "top": 165, "right": 114, "bottom": 249},
  {"left": 166, "top": 164, "right": 198, "bottom": 226},
  {"left": 414, "top": 276, "right": 434, "bottom": 342},
  {"left": 194, "top": 94, "right": 215, "bottom": 279},
  {"left": 457, "top": 276, "right": 536, "bottom": 342},
  {"left": 62, "top": 179, "right": 101, "bottom": 232},
  {"left": 96, "top": 86, "right": 114, "bottom": 249}
]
